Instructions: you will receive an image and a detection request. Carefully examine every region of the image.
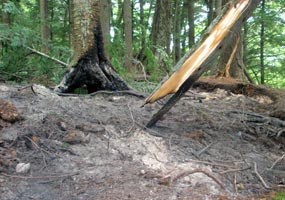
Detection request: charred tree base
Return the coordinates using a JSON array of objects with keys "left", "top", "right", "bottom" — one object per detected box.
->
[{"left": 55, "top": 58, "right": 130, "bottom": 93}]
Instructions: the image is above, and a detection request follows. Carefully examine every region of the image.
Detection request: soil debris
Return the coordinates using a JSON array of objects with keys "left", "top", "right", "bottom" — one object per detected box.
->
[{"left": 0, "top": 80, "right": 284, "bottom": 200}]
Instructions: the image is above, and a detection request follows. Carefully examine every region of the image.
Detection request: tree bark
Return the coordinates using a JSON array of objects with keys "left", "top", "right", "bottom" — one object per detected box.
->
[
  {"left": 55, "top": 0, "right": 129, "bottom": 93},
  {"left": 188, "top": 0, "right": 195, "bottom": 48},
  {"left": 173, "top": 0, "right": 182, "bottom": 63},
  {"left": 123, "top": 0, "right": 133, "bottom": 72},
  {"left": 40, "top": 0, "right": 51, "bottom": 54},
  {"left": 260, "top": 0, "right": 265, "bottom": 84},
  {"left": 99, "top": 0, "right": 111, "bottom": 57}
]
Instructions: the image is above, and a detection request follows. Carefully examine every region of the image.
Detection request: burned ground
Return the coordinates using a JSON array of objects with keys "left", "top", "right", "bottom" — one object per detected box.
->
[{"left": 0, "top": 79, "right": 284, "bottom": 200}]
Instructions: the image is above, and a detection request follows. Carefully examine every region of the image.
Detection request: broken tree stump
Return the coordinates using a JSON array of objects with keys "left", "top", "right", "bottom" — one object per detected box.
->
[{"left": 144, "top": 0, "right": 261, "bottom": 127}]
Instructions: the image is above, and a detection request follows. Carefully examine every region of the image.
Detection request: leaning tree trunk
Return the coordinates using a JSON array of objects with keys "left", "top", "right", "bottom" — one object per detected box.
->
[{"left": 55, "top": 0, "right": 129, "bottom": 93}]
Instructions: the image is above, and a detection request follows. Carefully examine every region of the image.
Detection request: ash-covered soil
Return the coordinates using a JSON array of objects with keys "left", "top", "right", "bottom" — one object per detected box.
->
[{"left": 0, "top": 82, "right": 284, "bottom": 200}]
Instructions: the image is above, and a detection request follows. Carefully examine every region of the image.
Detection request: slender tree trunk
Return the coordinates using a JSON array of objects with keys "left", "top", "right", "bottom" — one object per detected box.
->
[
  {"left": 205, "top": 0, "right": 215, "bottom": 25},
  {"left": 55, "top": 0, "right": 129, "bottom": 93},
  {"left": 40, "top": 0, "right": 51, "bottom": 54},
  {"left": 260, "top": 0, "right": 265, "bottom": 84},
  {"left": 150, "top": 0, "right": 171, "bottom": 68},
  {"left": 99, "top": 0, "right": 111, "bottom": 57},
  {"left": 1, "top": 0, "right": 11, "bottom": 54},
  {"left": 137, "top": 0, "right": 146, "bottom": 61},
  {"left": 188, "top": 0, "right": 195, "bottom": 48},
  {"left": 123, "top": 0, "right": 133, "bottom": 72},
  {"left": 1, "top": 0, "right": 10, "bottom": 25}
]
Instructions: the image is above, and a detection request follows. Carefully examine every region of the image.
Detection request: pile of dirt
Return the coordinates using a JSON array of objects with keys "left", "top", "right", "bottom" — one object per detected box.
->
[{"left": 0, "top": 81, "right": 284, "bottom": 200}]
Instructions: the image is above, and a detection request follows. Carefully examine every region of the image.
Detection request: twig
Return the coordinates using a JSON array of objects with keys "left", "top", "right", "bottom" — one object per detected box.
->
[
  {"left": 159, "top": 169, "right": 225, "bottom": 189},
  {"left": 270, "top": 153, "right": 285, "bottom": 170},
  {"left": 219, "top": 166, "right": 251, "bottom": 174},
  {"left": 187, "top": 159, "right": 235, "bottom": 168},
  {"left": 253, "top": 162, "right": 271, "bottom": 189},
  {"left": 197, "top": 143, "right": 215, "bottom": 157},
  {"left": 0, "top": 172, "right": 78, "bottom": 179},
  {"left": 24, "top": 136, "right": 52, "bottom": 156},
  {"left": 17, "top": 84, "right": 37, "bottom": 96}
]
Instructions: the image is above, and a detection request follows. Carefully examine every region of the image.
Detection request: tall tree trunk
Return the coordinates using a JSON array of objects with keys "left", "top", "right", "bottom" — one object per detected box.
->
[
  {"left": 205, "top": 0, "right": 215, "bottom": 25},
  {"left": 40, "top": 0, "right": 51, "bottom": 54},
  {"left": 260, "top": 0, "right": 265, "bottom": 84},
  {"left": 173, "top": 0, "right": 182, "bottom": 63},
  {"left": 1, "top": 0, "right": 11, "bottom": 54},
  {"left": 55, "top": 0, "right": 129, "bottom": 93},
  {"left": 187, "top": 0, "right": 195, "bottom": 48},
  {"left": 123, "top": 0, "right": 133, "bottom": 72},
  {"left": 150, "top": 0, "right": 171, "bottom": 68},
  {"left": 137, "top": 0, "right": 146, "bottom": 61},
  {"left": 99, "top": 0, "right": 111, "bottom": 57}
]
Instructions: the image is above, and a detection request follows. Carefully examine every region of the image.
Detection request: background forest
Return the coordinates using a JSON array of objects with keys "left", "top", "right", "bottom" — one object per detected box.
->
[{"left": 0, "top": 0, "right": 285, "bottom": 90}]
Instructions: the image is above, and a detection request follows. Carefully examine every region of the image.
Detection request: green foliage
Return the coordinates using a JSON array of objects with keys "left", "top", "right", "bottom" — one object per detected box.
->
[
  {"left": 273, "top": 192, "right": 285, "bottom": 200},
  {"left": 246, "top": 0, "right": 285, "bottom": 88},
  {"left": 0, "top": 0, "right": 69, "bottom": 85}
]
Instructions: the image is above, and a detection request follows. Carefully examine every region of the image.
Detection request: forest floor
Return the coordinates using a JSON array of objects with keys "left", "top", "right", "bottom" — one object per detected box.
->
[{"left": 0, "top": 77, "right": 284, "bottom": 200}]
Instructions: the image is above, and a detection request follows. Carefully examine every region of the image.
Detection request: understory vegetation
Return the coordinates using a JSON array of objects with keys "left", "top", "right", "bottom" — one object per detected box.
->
[{"left": 0, "top": 0, "right": 285, "bottom": 89}]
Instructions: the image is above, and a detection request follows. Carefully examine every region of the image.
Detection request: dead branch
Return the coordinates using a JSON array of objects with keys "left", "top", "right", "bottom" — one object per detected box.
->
[
  {"left": 229, "top": 110, "right": 285, "bottom": 128},
  {"left": 26, "top": 46, "right": 68, "bottom": 67},
  {"left": 253, "top": 162, "right": 271, "bottom": 189},
  {"left": 0, "top": 35, "right": 68, "bottom": 67},
  {"left": 159, "top": 169, "right": 225, "bottom": 189}
]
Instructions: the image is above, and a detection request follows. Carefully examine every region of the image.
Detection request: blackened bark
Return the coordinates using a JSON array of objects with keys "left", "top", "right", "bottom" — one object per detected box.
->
[{"left": 56, "top": 24, "right": 129, "bottom": 93}]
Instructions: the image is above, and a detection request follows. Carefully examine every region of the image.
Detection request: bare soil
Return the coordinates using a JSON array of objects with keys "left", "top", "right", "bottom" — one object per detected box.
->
[{"left": 0, "top": 79, "right": 284, "bottom": 200}]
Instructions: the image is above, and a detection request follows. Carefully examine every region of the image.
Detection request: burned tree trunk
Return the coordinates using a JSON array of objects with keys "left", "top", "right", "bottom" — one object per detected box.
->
[{"left": 55, "top": 0, "right": 129, "bottom": 93}]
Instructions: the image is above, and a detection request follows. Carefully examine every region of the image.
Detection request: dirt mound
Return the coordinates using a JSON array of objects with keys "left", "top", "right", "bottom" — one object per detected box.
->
[{"left": 0, "top": 82, "right": 284, "bottom": 199}]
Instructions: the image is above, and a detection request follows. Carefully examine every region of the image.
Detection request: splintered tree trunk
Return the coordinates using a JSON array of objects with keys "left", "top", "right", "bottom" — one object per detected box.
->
[
  {"left": 55, "top": 0, "right": 129, "bottom": 93},
  {"left": 144, "top": 0, "right": 261, "bottom": 127}
]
